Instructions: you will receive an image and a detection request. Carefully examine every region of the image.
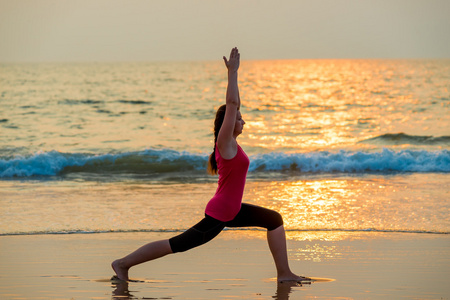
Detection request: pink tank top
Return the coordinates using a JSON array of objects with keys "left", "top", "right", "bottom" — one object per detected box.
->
[{"left": 205, "top": 144, "right": 250, "bottom": 221}]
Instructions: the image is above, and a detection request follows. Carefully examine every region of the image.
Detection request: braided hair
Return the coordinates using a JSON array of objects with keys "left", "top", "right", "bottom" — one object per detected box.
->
[{"left": 207, "top": 104, "right": 227, "bottom": 175}]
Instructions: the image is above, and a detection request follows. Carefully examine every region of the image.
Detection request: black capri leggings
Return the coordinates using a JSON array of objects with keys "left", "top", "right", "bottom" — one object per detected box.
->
[{"left": 169, "top": 203, "right": 283, "bottom": 253}]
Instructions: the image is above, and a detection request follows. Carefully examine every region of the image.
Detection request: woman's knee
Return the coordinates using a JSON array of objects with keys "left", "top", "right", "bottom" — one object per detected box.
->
[{"left": 267, "top": 210, "right": 283, "bottom": 231}]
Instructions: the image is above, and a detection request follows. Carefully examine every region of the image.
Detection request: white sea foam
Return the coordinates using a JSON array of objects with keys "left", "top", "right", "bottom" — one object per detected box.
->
[
  {"left": 1, "top": 148, "right": 449, "bottom": 178},
  {"left": 249, "top": 148, "right": 450, "bottom": 173}
]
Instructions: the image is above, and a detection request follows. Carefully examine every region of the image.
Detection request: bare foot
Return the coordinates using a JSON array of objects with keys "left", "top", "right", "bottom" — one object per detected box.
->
[
  {"left": 277, "top": 272, "right": 311, "bottom": 284},
  {"left": 111, "top": 259, "right": 129, "bottom": 281}
]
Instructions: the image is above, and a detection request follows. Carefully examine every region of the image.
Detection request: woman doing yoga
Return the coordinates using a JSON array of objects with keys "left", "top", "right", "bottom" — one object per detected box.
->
[{"left": 112, "top": 47, "right": 309, "bottom": 283}]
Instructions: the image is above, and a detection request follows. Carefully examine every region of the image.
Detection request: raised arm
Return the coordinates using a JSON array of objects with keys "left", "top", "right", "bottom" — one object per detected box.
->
[
  {"left": 223, "top": 47, "right": 240, "bottom": 109},
  {"left": 217, "top": 47, "right": 241, "bottom": 159}
]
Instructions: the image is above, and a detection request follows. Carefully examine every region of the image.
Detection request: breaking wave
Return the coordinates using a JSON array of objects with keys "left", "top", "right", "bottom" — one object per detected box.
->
[{"left": 1, "top": 148, "right": 449, "bottom": 178}]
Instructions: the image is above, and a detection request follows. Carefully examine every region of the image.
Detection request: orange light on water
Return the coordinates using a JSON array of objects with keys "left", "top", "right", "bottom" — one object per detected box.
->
[
  {"left": 245, "top": 179, "right": 371, "bottom": 237},
  {"left": 238, "top": 59, "right": 428, "bottom": 152}
]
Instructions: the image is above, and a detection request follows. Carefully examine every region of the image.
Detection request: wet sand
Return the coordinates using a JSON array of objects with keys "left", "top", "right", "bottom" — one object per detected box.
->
[{"left": 0, "top": 231, "right": 449, "bottom": 299}]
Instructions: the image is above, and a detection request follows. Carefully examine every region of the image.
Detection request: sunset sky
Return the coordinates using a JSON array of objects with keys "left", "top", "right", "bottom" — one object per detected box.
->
[{"left": 1, "top": 0, "right": 449, "bottom": 62}]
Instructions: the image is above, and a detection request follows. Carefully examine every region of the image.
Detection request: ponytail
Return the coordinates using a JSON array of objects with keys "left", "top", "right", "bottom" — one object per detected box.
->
[
  {"left": 207, "top": 146, "right": 218, "bottom": 175},
  {"left": 207, "top": 105, "right": 227, "bottom": 175}
]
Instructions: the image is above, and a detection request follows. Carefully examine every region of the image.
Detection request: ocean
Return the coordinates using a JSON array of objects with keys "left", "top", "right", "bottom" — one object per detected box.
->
[{"left": 1, "top": 59, "right": 449, "bottom": 237}]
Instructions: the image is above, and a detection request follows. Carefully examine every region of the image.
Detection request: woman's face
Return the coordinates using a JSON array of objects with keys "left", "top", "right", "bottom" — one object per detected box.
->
[{"left": 234, "top": 110, "right": 246, "bottom": 136}]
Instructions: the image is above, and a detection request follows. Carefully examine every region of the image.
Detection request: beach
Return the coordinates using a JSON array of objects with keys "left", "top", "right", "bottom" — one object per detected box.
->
[
  {"left": 1, "top": 231, "right": 449, "bottom": 299},
  {"left": 1, "top": 59, "right": 449, "bottom": 299}
]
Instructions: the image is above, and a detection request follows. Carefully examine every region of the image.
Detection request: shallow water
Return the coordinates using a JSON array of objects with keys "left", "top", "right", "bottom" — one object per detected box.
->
[{"left": 1, "top": 173, "right": 448, "bottom": 236}]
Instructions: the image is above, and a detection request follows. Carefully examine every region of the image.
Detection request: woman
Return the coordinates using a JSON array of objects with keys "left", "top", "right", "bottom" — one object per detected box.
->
[{"left": 112, "top": 47, "right": 309, "bottom": 283}]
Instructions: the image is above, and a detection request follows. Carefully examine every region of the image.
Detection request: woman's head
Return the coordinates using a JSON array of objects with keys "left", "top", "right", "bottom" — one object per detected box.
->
[
  {"left": 207, "top": 104, "right": 245, "bottom": 175},
  {"left": 212, "top": 104, "right": 246, "bottom": 140}
]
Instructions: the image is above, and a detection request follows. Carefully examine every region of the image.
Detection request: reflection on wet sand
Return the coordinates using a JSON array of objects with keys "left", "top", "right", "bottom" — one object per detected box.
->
[
  {"left": 111, "top": 278, "right": 319, "bottom": 300},
  {"left": 274, "top": 281, "right": 310, "bottom": 300},
  {"left": 111, "top": 280, "right": 132, "bottom": 300}
]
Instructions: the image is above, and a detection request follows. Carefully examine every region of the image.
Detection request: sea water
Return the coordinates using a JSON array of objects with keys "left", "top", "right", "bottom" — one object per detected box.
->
[{"left": 0, "top": 59, "right": 449, "bottom": 236}]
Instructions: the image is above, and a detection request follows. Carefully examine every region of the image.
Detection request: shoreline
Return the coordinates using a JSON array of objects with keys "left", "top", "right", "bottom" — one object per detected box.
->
[
  {"left": 1, "top": 231, "right": 449, "bottom": 299},
  {"left": 2, "top": 227, "right": 449, "bottom": 237}
]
